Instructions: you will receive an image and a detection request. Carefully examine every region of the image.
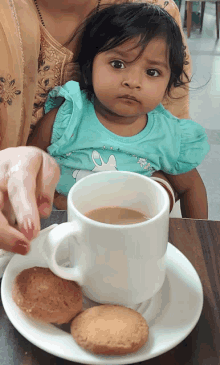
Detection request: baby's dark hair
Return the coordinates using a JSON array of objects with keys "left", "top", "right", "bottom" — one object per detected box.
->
[{"left": 74, "top": 2, "right": 190, "bottom": 101}]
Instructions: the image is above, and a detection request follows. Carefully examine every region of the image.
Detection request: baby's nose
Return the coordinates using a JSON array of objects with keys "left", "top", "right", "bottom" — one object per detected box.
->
[{"left": 122, "top": 69, "right": 142, "bottom": 89}]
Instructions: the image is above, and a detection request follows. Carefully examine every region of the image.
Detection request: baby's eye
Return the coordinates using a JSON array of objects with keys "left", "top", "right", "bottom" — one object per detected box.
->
[
  {"left": 110, "top": 60, "right": 125, "bottom": 69},
  {"left": 146, "top": 69, "right": 160, "bottom": 77}
]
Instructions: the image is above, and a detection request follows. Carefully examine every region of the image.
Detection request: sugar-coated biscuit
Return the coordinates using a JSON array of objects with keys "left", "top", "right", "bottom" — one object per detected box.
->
[
  {"left": 12, "top": 267, "right": 82, "bottom": 324},
  {"left": 71, "top": 305, "right": 149, "bottom": 355}
]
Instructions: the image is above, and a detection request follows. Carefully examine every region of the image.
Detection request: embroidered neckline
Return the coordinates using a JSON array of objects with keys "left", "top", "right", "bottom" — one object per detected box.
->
[{"left": 39, "top": 23, "right": 73, "bottom": 57}]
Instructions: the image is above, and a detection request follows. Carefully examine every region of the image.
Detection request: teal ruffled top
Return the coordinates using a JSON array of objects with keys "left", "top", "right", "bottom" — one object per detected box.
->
[{"left": 45, "top": 81, "right": 210, "bottom": 196}]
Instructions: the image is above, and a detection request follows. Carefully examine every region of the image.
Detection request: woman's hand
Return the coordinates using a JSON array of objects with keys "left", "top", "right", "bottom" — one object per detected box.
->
[{"left": 0, "top": 147, "right": 60, "bottom": 254}]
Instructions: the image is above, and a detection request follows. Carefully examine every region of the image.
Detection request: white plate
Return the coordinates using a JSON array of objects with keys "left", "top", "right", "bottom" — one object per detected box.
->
[
  {"left": 0, "top": 250, "right": 15, "bottom": 279},
  {"left": 1, "top": 225, "right": 203, "bottom": 364}
]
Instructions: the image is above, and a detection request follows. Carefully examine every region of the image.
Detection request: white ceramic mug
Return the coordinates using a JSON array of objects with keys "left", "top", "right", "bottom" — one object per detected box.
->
[{"left": 44, "top": 171, "right": 169, "bottom": 306}]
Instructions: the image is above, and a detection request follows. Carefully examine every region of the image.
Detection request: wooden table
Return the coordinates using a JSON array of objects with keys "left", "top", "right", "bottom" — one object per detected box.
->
[{"left": 0, "top": 212, "right": 220, "bottom": 365}]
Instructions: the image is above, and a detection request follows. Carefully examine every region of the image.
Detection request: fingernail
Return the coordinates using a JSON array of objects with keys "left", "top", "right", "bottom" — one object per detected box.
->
[
  {"left": 21, "top": 218, "right": 35, "bottom": 240},
  {"left": 38, "top": 195, "right": 50, "bottom": 206},
  {"left": 12, "top": 241, "right": 29, "bottom": 255},
  {"left": 38, "top": 196, "right": 51, "bottom": 216}
]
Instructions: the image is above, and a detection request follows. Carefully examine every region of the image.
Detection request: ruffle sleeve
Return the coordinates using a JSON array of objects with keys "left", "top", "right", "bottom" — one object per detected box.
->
[
  {"left": 169, "top": 119, "right": 210, "bottom": 174},
  {"left": 45, "top": 81, "right": 83, "bottom": 155}
]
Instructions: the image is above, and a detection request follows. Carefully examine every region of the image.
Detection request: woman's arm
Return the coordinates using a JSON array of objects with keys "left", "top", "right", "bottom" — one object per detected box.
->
[
  {"left": 27, "top": 107, "right": 59, "bottom": 151},
  {"left": 163, "top": 169, "right": 208, "bottom": 219}
]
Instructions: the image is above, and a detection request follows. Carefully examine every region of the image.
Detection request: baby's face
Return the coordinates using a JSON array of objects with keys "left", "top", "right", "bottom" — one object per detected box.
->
[{"left": 92, "top": 37, "right": 171, "bottom": 134}]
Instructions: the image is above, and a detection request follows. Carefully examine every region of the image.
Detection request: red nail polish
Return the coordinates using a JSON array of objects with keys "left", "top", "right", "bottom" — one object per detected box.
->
[
  {"left": 12, "top": 241, "right": 29, "bottom": 255},
  {"left": 21, "top": 218, "right": 35, "bottom": 241},
  {"left": 37, "top": 195, "right": 50, "bottom": 206}
]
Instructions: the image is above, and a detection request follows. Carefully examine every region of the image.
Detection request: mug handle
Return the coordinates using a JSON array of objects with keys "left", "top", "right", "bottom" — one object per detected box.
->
[{"left": 44, "top": 222, "right": 84, "bottom": 286}]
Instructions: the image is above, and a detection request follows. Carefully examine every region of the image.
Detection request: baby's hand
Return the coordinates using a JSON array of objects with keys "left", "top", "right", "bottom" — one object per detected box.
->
[{"left": 54, "top": 191, "right": 67, "bottom": 210}]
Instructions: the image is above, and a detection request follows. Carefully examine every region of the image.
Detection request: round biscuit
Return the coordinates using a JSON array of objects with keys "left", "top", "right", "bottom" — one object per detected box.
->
[
  {"left": 12, "top": 267, "right": 83, "bottom": 324},
  {"left": 71, "top": 305, "right": 149, "bottom": 355}
]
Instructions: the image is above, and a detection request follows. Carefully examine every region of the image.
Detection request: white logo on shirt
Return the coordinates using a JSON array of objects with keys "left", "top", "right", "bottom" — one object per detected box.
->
[{"left": 72, "top": 150, "right": 117, "bottom": 183}]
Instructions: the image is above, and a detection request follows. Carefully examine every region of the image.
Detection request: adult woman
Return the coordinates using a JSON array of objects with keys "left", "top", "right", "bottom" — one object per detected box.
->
[{"left": 0, "top": 0, "right": 191, "bottom": 254}]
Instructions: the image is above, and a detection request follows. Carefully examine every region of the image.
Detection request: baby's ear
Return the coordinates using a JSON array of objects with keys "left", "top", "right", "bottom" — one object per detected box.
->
[{"left": 108, "top": 155, "right": 116, "bottom": 166}]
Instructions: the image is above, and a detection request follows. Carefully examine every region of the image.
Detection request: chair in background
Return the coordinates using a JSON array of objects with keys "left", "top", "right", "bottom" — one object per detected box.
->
[{"left": 184, "top": 0, "right": 220, "bottom": 38}]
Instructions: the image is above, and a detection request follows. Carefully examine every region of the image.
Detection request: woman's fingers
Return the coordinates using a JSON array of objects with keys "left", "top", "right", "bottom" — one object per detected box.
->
[
  {"left": 35, "top": 150, "right": 60, "bottom": 217},
  {"left": 14, "top": 148, "right": 59, "bottom": 239},
  {"left": 6, "top": 147, "right": 43, "bottom": 240},
  {"left": 0, "top": 212, "right": 30, "bottom": 254},
  {"left": 0, "top": 189, "right": 27, "bottom": 254},
  {"left": 0, "top": 147, "right": 60, "bottom": 246}
]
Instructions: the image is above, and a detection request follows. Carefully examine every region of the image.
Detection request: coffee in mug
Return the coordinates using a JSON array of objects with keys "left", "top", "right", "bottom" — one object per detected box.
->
[
  {"left": 84, "top": 206, "right": 149, "bottom": 225},
  {"left": 44, "top": 171, "right": 169, "bottom": 306}
]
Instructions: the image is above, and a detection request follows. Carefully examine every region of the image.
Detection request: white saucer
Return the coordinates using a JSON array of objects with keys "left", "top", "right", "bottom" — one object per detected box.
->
[
  {"left": 0, "top": 249, "right": 15, "bottom": 279},
  {"left": 1, "top": 225, "right": 203, "bottom": 364}
]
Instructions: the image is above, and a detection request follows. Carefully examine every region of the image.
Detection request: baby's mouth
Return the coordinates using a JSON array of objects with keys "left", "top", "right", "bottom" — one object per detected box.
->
[{"left": 118, "top": 95, "right": 140, "bottom": 103}]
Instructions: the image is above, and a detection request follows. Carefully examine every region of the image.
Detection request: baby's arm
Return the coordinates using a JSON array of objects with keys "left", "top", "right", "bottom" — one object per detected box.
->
[
  {"left": 164, "top": 169, "right": 208, "bottom": 219},
  {"left": 27, "top": 107, "right": 59, "bottom": 151}
]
